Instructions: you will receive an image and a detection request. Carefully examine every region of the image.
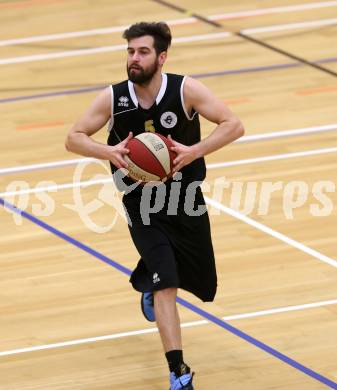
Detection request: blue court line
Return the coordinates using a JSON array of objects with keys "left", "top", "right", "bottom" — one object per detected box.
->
[
  {"left": 1, "top": 197, "right": 336, "bottom": 389},
  {"left": 1, "top": 56, "right": 336, "bottom": 105}
]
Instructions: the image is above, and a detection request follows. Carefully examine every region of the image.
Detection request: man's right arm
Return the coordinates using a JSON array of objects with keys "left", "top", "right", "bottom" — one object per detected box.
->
[{"left": 65, "top": 87, "right": 132, "bottom": 169}]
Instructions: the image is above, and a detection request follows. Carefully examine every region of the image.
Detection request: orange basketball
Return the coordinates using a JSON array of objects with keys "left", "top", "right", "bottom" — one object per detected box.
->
[{"left": 125, "top": 133, "right": 176, "bottom": 183}]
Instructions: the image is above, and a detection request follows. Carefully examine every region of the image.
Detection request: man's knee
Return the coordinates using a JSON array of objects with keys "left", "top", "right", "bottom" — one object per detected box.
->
[{"left": 154, "top": 287, "right": 177, "bottom": 301}]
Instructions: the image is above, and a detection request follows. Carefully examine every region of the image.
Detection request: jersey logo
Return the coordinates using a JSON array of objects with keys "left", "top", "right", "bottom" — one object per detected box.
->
[
  {"left": 144, "top": 119, "right": 156, "bottom": 133},
  {"left": 160, "top": 111, "right": 178, "bottom": 129},
  {"left": 153, "top": 273, "right": 161, "bottom": 284},
  {"left": 118, "top": 96, "right": 129, "bottom": 107}
]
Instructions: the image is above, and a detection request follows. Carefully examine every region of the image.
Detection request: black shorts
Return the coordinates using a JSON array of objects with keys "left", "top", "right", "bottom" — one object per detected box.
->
[{"left": 122, "top": 184, "right": 217, "bottom": 302}]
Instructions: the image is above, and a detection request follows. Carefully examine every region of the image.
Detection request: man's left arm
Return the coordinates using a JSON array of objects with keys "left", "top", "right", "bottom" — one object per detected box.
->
[{"left": 170, "top": 77, "right": 245, "bottom": 173}]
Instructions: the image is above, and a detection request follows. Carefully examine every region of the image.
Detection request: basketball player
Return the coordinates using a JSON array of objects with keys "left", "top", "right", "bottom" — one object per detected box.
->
[{"left": 66, "top": 22, "right": 244, "bottom": 390}]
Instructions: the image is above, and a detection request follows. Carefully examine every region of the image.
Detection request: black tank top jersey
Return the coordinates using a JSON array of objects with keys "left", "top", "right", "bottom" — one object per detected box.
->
[{"left": 107, "top": 73, "right": 206, "bottom": 189}]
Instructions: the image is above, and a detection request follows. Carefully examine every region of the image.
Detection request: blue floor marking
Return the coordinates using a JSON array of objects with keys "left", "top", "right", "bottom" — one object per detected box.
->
[
  {"left": 1, "top": 56, "right": 336, "bottom": 104},
  {"left": 1, "top": 197, "right": 336, "bottom": 389}
]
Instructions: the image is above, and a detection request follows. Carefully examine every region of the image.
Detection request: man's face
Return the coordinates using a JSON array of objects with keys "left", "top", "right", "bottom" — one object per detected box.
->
[{"left": 126, "top": 35, "right": 165, "bottom": 85}]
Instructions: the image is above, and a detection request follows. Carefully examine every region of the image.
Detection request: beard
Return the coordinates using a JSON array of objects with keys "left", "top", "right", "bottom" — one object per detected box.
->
[{"left": 127, "top": 58, "right": 159, "bottom": 85}]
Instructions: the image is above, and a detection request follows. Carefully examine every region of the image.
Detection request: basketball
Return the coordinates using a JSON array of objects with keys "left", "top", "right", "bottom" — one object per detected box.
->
[{"left": 125, "top": 132, "right": 176, "bottom": 183}]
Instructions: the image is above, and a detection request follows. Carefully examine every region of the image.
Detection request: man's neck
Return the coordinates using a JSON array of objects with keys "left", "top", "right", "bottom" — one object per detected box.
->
[{"left": 133, "top": 71, "right": 163, "bottom": 109}]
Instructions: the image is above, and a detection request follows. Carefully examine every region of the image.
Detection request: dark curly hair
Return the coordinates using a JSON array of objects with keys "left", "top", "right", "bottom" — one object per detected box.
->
[{"left": 123, "top": 22, "right": 172, "bottom": 55}]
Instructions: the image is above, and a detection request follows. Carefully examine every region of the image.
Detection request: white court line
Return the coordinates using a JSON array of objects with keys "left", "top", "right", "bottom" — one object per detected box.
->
[
  {"left": 204, "top": 196, "right": 337, "bottom": 268},
  {"left": 1, "top": 146, "right": 337, "bottom": 198},
  {"left": 1, "top": 1, "right": 337, "bottom": 47},
  {"left": 0, "top": 177, "right": 115, "bottom": 198},
  {"left": 206, "top": 146, "right": 337, "bottom": 169},
  {"left": 0, "top": 25, "right": 132, "bottom": 47},
  {"left": 1, "top": 17, "right": 337, "bottom": 65},
  {"left": 211, "top": 1, "right": 337, "bottom": 20},
  {"left": 0, "top": 44, "right": 127, "bottom": 65},
  {"left": 235, "top": 124, "right": 337, "bottom": 143},
  {"left": 1, "top": 124, "right": 337, "bottom": 176},
  {"left": 0, "top": 298, "right": 336, "bottom": 357},
  {"left": 0, "top": 147, "right": 337, "bottom": 189},
  {"left": 0, "top": 32, "right": 231, "bottom": 66},
  {"left": 0, "top": 158, "right": 95, "bottom": 175},
  {"left": 242, "top": 17, "right": 337, "bottom": 35},
  {"left": 1, "top": 1, "right": 336, "bottom": 47}
]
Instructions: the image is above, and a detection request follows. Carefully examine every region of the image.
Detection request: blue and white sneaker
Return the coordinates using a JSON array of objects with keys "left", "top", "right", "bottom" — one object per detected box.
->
[
  {"left": 169, "top": 364, "right": 194, "bottom": 390},
  {"left": 141, "top": 292, "right": 155, "bottom": 322}
]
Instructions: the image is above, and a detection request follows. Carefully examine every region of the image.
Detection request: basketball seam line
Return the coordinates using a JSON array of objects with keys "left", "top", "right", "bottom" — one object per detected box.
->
[{"left": 131, "top": 137, "right": 168, "bottom": 179}]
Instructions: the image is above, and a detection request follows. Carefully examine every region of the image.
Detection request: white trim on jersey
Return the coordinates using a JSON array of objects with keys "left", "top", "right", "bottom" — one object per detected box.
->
[
  {"left": 114, "top": 107, "right": 138, "bottom": 116},
  {"left": 128, "top": 80, "right": 139, "bottom": 107},
  {"left": 156, "top": 73, "right": 167, "bottom": 105},
  {"left": 128, "top": 73, "right": 167, "bottom": 108},
  {"left": 180, "top": 76, "right": 197, "bottom": 121},
  {"left": 107, "top": 85, "right": 114, "bottom": 132}
]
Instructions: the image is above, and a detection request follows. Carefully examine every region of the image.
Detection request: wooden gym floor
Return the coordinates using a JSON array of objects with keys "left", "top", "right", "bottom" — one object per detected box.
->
[{"left": 0, "top": 0, "right": 336, "bottom": 389}]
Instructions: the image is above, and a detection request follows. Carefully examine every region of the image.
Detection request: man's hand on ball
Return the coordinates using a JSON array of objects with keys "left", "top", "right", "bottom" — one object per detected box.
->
[
  {"left": 168, "top": 135, "right": 200, "bottom": 173},
  {"left": 110, "top": 132, "right": 133, "bottom": 169}
]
